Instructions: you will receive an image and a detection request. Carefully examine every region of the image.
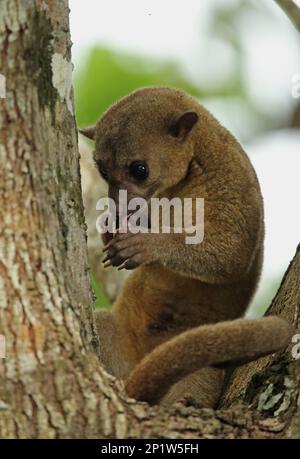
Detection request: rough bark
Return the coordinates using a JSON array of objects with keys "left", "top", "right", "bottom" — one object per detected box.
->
[{"left": 0, "top": 0, "right": 299, "bottom": 439}]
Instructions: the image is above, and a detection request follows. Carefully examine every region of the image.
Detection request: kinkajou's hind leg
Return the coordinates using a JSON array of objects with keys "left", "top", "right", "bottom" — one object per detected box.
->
[
  {"left": 95, "top": 309, "right": 224, "bottom": 408},
  {"left": 160, "top": 367, "right": 225, "bottom": 408}
]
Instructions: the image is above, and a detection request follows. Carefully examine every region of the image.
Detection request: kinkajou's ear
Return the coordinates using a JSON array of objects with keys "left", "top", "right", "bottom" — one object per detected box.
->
[
  {"left": 169, "top": 111, "right": 198, "bottom": 140},
  {"left": 79, "top": 125, "right": 96, "bottom": 140}
]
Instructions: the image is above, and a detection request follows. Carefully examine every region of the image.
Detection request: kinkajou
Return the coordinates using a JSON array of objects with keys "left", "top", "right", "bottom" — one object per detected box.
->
[{"left": 80, "top": 87, "right": 292, "bottom": 407}]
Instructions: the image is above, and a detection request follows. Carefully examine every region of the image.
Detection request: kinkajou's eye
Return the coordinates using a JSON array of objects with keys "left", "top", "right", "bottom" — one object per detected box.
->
[
  {"left": 129, "top": 161, "right": 149, "bottom": 181},
  {"left": 97, "top": 160, "right": 109, "bottom": 181}
]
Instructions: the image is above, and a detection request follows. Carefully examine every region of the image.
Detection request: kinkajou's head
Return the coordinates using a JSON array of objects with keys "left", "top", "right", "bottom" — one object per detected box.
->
[{"left": 80, "top": 87, "right": 199, "bottom": 209}]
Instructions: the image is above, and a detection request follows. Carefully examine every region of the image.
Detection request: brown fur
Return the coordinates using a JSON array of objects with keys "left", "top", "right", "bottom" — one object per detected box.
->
[{"left": 81, "top": 87, "right": 292, "bottom": 406}]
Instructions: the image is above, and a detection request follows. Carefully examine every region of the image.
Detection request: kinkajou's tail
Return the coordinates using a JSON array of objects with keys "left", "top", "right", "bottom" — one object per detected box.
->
[{"left": 125, "top": 316, "right": 293, "bottom": 404}]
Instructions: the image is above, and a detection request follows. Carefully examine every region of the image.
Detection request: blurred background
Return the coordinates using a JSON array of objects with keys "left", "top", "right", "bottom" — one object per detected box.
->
[{"left": 69, "top": 0, "right": 300, "bottom": 316}]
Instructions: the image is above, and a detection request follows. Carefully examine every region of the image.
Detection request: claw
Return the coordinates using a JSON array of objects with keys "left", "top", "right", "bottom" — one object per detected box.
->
[{"left": 117, "top": 262, "right": 127, "bottom": 271}]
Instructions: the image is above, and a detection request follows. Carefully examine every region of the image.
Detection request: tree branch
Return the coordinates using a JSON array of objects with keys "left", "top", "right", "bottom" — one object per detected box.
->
[{"left": 274, "top": 0, "right": 300, "bottom": 32}]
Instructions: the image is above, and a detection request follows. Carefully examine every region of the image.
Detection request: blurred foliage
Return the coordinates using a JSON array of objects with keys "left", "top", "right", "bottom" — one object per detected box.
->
[
  {"left": 248, "top": 275, "right": 283, "bottom": 318},
  {"left": 74, "top": 46, "right": 204, "bottom": 127},
  {"left": 207, "top": 0, "right": 289, "bottom": 137},
  {"left": 91, "top": 272, "right": 111, "bottom": 309}
]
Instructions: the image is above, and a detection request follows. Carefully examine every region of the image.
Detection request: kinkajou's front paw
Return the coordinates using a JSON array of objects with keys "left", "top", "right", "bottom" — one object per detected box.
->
[{"left": 102, "top": 232, "right": 164, "bottom": 270}]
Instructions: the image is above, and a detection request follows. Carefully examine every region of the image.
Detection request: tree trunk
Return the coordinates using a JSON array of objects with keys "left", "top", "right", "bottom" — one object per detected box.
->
[{"left": 0, "top": 0, "right": 299, "bottom": 439}]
